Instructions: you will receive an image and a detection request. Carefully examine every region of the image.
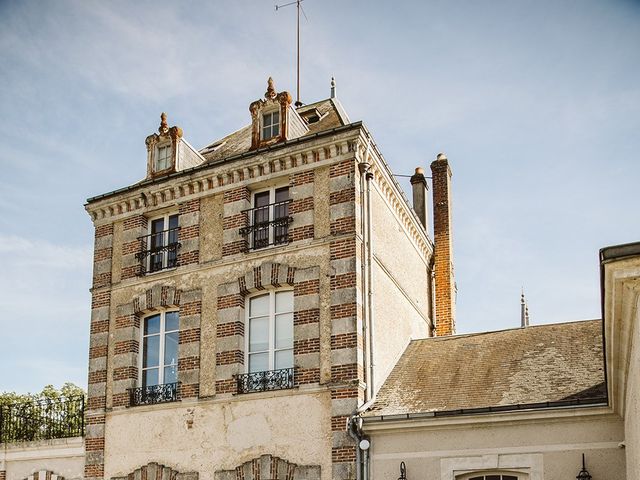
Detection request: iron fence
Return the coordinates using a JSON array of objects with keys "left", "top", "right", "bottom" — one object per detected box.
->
[
  {"left": 0, "top": 396, "right": 84, "bottom": 443},
  {"left": 236, "top": 367, "right": 295, "bottom": 394}
]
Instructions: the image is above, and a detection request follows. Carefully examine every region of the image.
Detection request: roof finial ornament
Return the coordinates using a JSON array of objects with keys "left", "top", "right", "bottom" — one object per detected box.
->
[
  {"left": 520, "top": 287, "right": 530, "bottom": 328},
  {"left": 159, "top": 112, "right": 169, "bottom": 134},
  {"left": 330, "top": 76, "right": 336, "bottom": 99},
  {"left": 265, "top": 77, "right": 277, "bottom": 99}
]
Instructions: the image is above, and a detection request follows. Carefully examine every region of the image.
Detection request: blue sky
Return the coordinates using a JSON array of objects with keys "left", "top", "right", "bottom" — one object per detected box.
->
[{"left": 1, "top": 0, "right": 638, "bottom": 394}]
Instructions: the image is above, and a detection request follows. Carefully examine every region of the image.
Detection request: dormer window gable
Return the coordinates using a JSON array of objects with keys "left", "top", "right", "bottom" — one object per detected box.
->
[
  {"left": 249, "top": 77, "right": 308, "bottom": 150},
  {"left": 144, "top": 112, "right": 205, "bottom": 179}
]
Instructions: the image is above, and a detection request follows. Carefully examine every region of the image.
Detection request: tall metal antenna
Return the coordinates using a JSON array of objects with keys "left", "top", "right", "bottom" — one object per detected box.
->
[{"left": 275, "top": 0, "right": 308, "bottom": 107}]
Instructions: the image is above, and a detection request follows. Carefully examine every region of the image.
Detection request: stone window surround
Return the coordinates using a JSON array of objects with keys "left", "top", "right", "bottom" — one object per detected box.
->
[{"left": 441, "top": 454, "right": 541, "bottom": 480}]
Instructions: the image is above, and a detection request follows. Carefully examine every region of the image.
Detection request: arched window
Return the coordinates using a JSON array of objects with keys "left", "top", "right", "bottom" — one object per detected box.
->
[
  {"left": 246, "top": 290, "right": 293, "bottom": 373},
  {"left": 457, "top": 473, "right": 527, "bottom": 480}
]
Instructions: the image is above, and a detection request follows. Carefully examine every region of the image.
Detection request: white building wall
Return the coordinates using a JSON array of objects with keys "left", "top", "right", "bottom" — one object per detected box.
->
[{"left": 1, "top": 437, "right": 84, "bottom": 480}]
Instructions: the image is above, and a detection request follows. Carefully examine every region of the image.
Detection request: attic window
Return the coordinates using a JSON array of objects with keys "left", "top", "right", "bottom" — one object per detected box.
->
[
  {"left": 155, "top": 144, "right": 171, "bottom": 171},
  {"left": 300, "top": 108, "right": 324, "bottom": 125},
  {"left": 262, "top": 111, "right": 280, "bottom": 139}
]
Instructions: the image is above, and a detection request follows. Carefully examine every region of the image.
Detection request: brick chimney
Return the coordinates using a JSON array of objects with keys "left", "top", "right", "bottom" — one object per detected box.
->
[{"left": 430, "top": 153, "right": 455, "bottom": 336}]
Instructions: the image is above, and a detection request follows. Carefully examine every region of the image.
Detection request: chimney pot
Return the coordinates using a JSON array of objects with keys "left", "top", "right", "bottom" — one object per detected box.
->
[{"left": 410, "top": 166, "right": 428, "bottom": 231}]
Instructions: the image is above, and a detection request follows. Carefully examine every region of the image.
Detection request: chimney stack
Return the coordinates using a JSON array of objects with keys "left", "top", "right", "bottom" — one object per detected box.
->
[
  {"left": 410, "top": 167, "right": 429, "bottom": 232},
  {"left": 430, "top": 153, "right": 455, "bottom": 336}
]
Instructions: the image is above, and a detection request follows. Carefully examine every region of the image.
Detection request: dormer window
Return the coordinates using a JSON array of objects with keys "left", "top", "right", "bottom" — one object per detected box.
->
[
  {"left": 155, "top": 144, "right": 172, "bottom": 172},
  {"left": 262, "top": 111, "right": 280, "bottom": 140}
]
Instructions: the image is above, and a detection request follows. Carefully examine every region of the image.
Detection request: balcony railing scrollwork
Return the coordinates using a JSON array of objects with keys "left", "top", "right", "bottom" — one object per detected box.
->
[
  {"left": 236, "top": 368, "right": 295, "bottom": 394},
  {"left": 128, "top": 382, "right": 181, "bottom": 407},
  {"left": 239, "top": 200, "right": 293, "bottom": 251},
  {"left": 136, "top": 227, "right": 181, "bottom": 275}
]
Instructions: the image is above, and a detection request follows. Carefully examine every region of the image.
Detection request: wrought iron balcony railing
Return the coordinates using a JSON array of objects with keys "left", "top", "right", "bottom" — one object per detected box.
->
[
  {"left": 239, "top": 200, "right": 292, "bottom": 251},
  {"left": 128, "top": 382, "right": 180, "bottom": 407},
  {"left": 0, "top": 396, "right": 84, "bottom": 444},
  {"left": 236, "top": 368, "right": 295, "bottom": 394},
  {"left": 136, "top": 227, "right": 181, "bottom": 275}
]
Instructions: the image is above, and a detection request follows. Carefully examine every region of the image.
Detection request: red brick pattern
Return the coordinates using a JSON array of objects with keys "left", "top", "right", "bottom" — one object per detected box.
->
[
  {"left": 216, "top": 350, "right": 243, "bottom": 366},
  {"left": 290, "top": 225, "right": 314, "bottom": 242},
  {"left": 329, "top": 159, "right": 354, "bottom": 178},
  {"left": 179, "top": 328, "right": 201, "bottom": 344},
  {"left": 113, "top": 366, "right": 137, "bottom": 381},
  {"left": 329, "top": 187, "right": 356, "bottom": 205},
  {"left": 330, "top": 238, "right": 356, "bottom": 260},
  {"left": 331, "top": 332, "right": 357, "bottom": 350},
  {"left": 88, "top": 370, "right": 107, "bottom": 384},
  {"left": 91, "top": 291, "right": 111, "bottom": 309},
  {"left": 215, "top": 379, "right": 237, "bottom": 394},
  {"left": 289, "top": 197, "right": 314, "bottom": 214},
  {"left": 178, "top": 356, "right": 200, "bottom": 371},
  {"left": 330, "top": 302, "right": 357, "bottom": 319},
  {"left": 223, "top": 186, "right": 250, "bottom": 204},
  {"left": 223, "top": 213, "right": 247, "bottom": 229},
  {"left": 114, "top": 340, "right": 138, "bottom": 354},
  {"left": 331, "top": 415, "right": 349, "bottom": 431},
  {"left": 294, "top": 279, "right": 320, "bottom": 296},
  {"left": 330, "top": 217, "right": 355, "bottom": 236},
  {"left": 332, "top": 446, "right": 356, "bottom": 462},
  {"left": 179, "top": 199, "right": 200, "bottom": 214},
  {"left": 94, "top": 224, "right": 113, "bottom": 238},
  {"left": 90, "top": 320, "right": 109, "bottom": 334},
  {"left": 217, "top": 321, "right": 245, "bottom": 337},
  {"left": 222, "top": 240, "right": 245, "bottom": 257},
  {"left": 180, "top": 301, "right": 202, "bottom": 316},
  {"left": 294, "top": 338, "right": 320, "bottom": 355},
  {"left": 294, "top": 308, "right": 320, "bottom": 325},
  {"left": 123, "top": 215, "right": 147, "bottom": 231},
  {"left": 218, "top": 294, "right": 243, "bottom": 309},
  {"left": 330, "top": 272, "right": 356, "bottom": 290},
  {"left": 290, "top": 170, "right": 315, "bottom": 186},
  {"left": 295, "top": 367, "right": 320, "bottom": 385},
  {"left": 431, "top": 158, "right": 455, "bottom": 336},
  {"left": 331, "top": 363, "right": 359, "bottom": 382}
]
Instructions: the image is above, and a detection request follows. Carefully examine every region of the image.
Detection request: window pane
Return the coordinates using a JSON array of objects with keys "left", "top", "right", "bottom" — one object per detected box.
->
[
  {"left": 144, "top": 368, "right": 159, "bottom": 387},
  {"left": 143, "top": 335, "right": 160, "bottom": 368},
  {"left": 151, "top": 218, "right": 165, "bottom": 235},
  {"left": 145, "top": 315, "right": 161, "bottom": 335},
  {"left": 254, "top": 191, "right": 270, "bottom": 208},
  {"left": 264, "top": 113, "right": 272, "bottom": 125},
  {"left": 275, "top": 291, "right": 293, "bottom": 313},
  {"left": 165, "top": 311, "right": 179, "bottom": 331},
  {"left": 164, "top": 331, "right": 179, "bottom": 366},
  {"left": 275, "top": 349, "right": 293, "bottom": 369},
  {"left": 275, "top": 313, "right": 293, "bottom": 349},
  {"left": 249, "top": 317, "right": 269, "bottom": 352},
  {"left": 164, "top": 365, "right": 178, "bottom": 384},
  {"left": 272, "top": 111, "right": 279, "bottom": 123},
  {"left": 250, "top": 294, "right": 269, "bottom": 317},
  {"left": 272, "top": 123, "right": 280, "bottom": 137},
  {"left": 502, "top": 477, "right": 517, "bottom": 480},
  {"left": 486, "top": 476, "right": 500, "bottom": 480},
  {"left": 168, "top": 214, "right": 179, "bottom": 230},
  {"left": 249, "top": 352, "right": 269, "bottom": 373},
  {"left": 275, "top": 187, "right": 289, "bottom": 203}
]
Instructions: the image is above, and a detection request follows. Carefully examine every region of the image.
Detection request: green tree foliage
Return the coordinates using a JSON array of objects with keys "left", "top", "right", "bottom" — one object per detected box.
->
[{"left": 0, "top": 383, "right": 85, "bottom": 443}]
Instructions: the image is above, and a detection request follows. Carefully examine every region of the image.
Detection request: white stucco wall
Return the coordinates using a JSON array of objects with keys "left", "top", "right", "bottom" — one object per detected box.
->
[
  {"left": 370, "top": 183, "right": 431, "bottom": 391},
  {"left": 0, "top": 437, "right": 84, "bottom": 480},
  {"left": 623, "top": 295, "right": 639, "bottom": 479},
  {"left": 103, "top": 390, "right": 332, "bottom": 480},
  {"left": 364, "top": 409, "right": 625, "bottom": 480}
]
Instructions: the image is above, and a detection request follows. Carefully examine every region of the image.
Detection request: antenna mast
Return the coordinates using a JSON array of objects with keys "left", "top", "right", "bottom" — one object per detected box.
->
[{"left": 276, "top": 0, "right": 307, "bottom": 107}]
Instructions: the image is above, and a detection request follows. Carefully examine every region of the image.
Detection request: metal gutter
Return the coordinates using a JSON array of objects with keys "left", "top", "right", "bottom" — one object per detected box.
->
[
  {"left": 598, "top": 240, "right": 640, "bottom": 411},
  {"left": 86, "top": 121, "right": 364, "bottom": 204},
  {"left": 361, "top": 396, "right": 609, "bottom": 423}
]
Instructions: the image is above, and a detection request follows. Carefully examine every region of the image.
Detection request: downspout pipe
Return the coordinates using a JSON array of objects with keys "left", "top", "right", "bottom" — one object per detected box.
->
[
  {"left": 348, "top": 416, "right": 364, "bottom": 480},
  {"left": 358, "top": 160, "right": 370, "bottom": 403}
]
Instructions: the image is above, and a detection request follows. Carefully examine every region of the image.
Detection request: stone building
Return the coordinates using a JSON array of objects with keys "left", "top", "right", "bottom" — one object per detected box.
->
[
  {"left": 1, "top": 80, "right": 636, "bottom": 480},
  {"left": 80, "top": 78, "right": 446, "bottom": 480}
]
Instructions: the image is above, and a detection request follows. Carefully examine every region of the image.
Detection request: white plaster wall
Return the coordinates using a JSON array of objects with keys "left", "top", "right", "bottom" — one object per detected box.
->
[
  {"left": 1, "top": 437, "right": 84, "bottom": 480},
  {"left": 365, "top": 412, "right": 626, "bottom": 480},
  {"left": 370, "top": 184, "right": 430, "bottom": 391},
  {"left": 624, "top": 297, "right": 639, "bottom": 479},
  {"left": 103, "top": 391, "right": 332, "bottom": 480}
]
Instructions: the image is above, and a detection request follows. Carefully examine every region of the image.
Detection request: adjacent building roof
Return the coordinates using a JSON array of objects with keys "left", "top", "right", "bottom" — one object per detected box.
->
[
  {"left": 366, "top": 320, "right": 606, "bottom": 417},
  {"left": 199, "top": 98, "right": 350, "bottom": 164}
]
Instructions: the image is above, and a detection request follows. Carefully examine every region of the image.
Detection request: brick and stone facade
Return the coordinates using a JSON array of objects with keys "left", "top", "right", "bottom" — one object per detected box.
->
[{"left": 82, "top": 83, "right": 433, "bottom": 480}]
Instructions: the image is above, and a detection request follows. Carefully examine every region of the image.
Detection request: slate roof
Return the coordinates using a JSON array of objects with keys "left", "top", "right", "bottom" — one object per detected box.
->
[
  {"left": 365, "top": 320, "right": 606, "bottom": 416},
  {"left": 199, "top": 98, "right": 349, "bottom": 164}
]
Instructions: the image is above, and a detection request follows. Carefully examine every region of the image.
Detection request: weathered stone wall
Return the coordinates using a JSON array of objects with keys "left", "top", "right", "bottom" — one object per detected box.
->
[
  {"left": 0, "top": 437, "right": 84, "bottom": 480},
  {"left": 365, "top": 410, "right": 625, "bottom": 480}
]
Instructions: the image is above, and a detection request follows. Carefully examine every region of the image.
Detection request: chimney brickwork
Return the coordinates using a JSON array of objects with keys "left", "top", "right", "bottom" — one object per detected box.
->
[{"left": 431, "top": 153, "right": 455, "bottom": 336}]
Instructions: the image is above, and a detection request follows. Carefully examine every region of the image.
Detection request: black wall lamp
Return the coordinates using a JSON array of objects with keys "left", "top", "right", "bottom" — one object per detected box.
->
[
  {"left": 576, "top": 454, "right": 592, "bottom": 480},
  {"left": 398, "top": 462, "right": 407, "bottom": 480}
]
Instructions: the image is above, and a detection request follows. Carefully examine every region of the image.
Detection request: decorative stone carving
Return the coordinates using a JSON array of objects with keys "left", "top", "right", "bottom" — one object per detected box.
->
[
  {"left": 249, "top": 77, "right": 293, "bottom": 150},
  {"left": 214, "top": 455, "right": 320, "bottom": 480},
  {"left": 111, "top": 462, "right": 198, "bottom": 480},
  {"left": 145, "top": 112, "right": 184, "bottom": 179}
]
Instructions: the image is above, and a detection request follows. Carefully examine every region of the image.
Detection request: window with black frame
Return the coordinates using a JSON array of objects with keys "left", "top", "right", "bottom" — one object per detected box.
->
[
  {"left": 148, "top": 214, "right": 179, "bottom": 272},
  {"left": 250, "top": 187, "right": 290, "bottom": 250}
]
